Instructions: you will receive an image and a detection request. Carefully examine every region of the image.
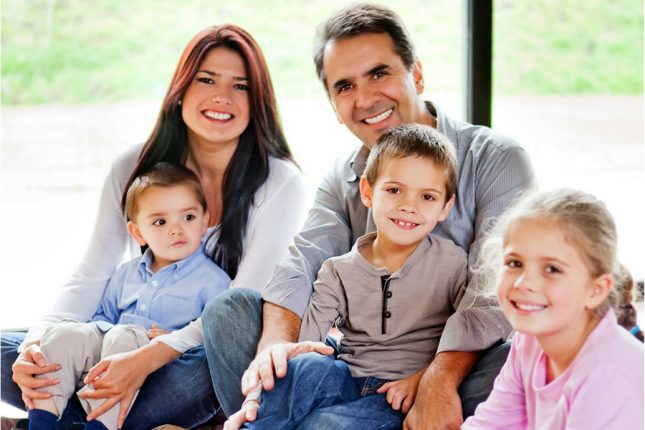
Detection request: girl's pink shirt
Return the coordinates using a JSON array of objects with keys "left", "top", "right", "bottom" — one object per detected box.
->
[{"left": 463, "top": 309, "right": 644, "bottom": 430}]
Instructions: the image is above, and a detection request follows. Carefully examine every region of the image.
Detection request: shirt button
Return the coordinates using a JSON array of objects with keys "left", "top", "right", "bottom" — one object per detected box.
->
[
  {"left": 140, "top": 304, "right": 147, "bottom": 311},
  {"left": 386, "top": 291, "right": 392, "bottom": 298},
  {"left": 151, "top": 280, "right": 158, "bottom": 287},
  {"left": 384, "top": 311, "right": 392, "bottom": 318}
]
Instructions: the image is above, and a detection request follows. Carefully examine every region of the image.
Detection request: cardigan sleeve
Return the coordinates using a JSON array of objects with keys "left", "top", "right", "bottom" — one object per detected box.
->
[
  {"left": 21, "top": 145, "right": 141, "bottom": 349},
  {"left": 262, "top": 157, "right": 355, "bottom": 318},
  {"left": 230, "top": 159, "right": 308, "bottom": 292}
]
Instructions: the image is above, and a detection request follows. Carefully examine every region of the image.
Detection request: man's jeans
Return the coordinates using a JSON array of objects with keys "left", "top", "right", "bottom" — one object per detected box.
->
[
  {"left": 243, "top": 352, "right": 403, "bottom": 429},
  {"left": 202, "top": 288, "right": 511, "bottom": 420},
  {"left": 1, "top": 332, "right": 219, "bottom": 429}
]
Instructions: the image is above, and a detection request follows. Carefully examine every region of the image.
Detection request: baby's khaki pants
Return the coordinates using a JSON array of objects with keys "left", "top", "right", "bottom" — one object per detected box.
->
[{"left": 36, "top": 320, "right": 150, "bottom": 430}]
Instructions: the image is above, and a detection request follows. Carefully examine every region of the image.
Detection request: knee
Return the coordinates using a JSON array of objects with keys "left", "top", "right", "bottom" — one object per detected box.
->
[
  {"left": 202, "top": 288, "right": 262, "bottom": 328},
  {"left": 288, "top": 352, "right": 336, "bottom": 376},
  {"left": 41, "top": 323, "right": 98, "bottom": 349},
  {"left": 477, "top": 340, "right": 511, "bottom": 371},
  {"left": 102, "top": 325, "right": 147, "bottom": 353},
  {"left": 1, "top": 333, "right": 22, "bottom": 364},
  {"left": 103, "top": 325, "right": 135, "bottom": 343}
]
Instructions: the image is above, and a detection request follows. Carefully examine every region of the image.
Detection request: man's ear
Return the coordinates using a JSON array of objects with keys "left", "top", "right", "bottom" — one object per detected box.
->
[
  {"left": 438, "top": 194, "right": 455, "bottom": 222},
  {"left": 127, "top": 221, "right": 147, "bottom": 247},
  {"left": 585, "top": 273, "right": 613, "bottom": 311},
  {"left": 359, "top": 176, "right": 373, "bottom": 208},
  {"left": 413, "top": 59, "right": 424, "bottom": 95}
]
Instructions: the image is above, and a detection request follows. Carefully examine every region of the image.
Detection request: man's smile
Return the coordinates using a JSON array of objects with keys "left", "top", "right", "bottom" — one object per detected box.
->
[{"left": 362, "top": 108, "right": 393, "bottom": 125}]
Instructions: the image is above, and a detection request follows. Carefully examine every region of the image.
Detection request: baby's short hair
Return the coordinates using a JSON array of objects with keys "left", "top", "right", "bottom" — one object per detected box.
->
[
  {"left": 364, "top": 124, "right": 457, "bottom": 200},
  {"left": 125, "top": 162, "right": 206, "bottom": 221}
]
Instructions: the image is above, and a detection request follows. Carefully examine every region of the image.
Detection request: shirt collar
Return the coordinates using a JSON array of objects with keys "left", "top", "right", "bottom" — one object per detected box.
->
[
  {"left": 138, "top": 243, "right": 208, "bottom": 279},
  {"left": 347, "top": 145, "right": 371, "bottom": 182},
  {"left": 424, "top": 100, "right": 441, "bottom": 132},
  {"left": 351, "top": 232, "right": 432, "bottom": 278},
  {"left": 138, "top": 248, "right": 156, "bottom": 278}
]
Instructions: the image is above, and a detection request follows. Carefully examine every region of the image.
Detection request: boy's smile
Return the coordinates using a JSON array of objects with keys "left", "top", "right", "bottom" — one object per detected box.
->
[
  {"left": 361, "top": 155, "right": 453, "bottom": 255},
  {"left": 390, "top": 218, "right": 420, "bottom": 230}
]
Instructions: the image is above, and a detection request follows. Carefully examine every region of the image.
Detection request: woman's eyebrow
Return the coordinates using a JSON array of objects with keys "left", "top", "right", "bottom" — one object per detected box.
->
[{"left": 197, "top": 69, "right": 248, "bottom": 81}]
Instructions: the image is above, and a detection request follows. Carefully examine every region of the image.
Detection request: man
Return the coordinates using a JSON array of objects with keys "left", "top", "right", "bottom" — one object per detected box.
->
[{"left": 203, "top": 4, "right": 535, "bottom": 429}]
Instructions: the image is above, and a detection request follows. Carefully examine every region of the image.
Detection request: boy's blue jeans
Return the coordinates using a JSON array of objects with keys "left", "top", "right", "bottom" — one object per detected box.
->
[
  {"left": 1, "top": 333, "right": 219, "bottom": 429},
  {"left": 202, "top": 288, "right": 511, "bottom": 422},
  {"left": 243, "top": 352, "right": 403, "bottom": 430}
]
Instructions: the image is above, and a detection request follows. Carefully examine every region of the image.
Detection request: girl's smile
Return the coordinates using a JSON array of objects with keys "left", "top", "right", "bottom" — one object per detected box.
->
[{"left": 498, "top": 217, "right": 599, "bottom": 344}]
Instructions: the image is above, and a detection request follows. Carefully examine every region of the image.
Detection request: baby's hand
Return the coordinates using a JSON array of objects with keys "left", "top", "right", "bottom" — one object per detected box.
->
[
  {"left": 376, "top": 369, "right": 425, "bottom": 414},
  {"left": 147, "top": 324, "right": 170, "bottom": 339}
]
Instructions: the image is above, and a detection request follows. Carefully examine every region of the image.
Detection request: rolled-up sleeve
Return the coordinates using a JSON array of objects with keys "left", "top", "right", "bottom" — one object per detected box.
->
[
  {"left": 22, "top": 146, "right": 140, "bottom": 349},
  {"left": 439, "top": 142, "right": 534, "bottom": 352},
  {"left": 298, "top": 259, "right": 346, "bottom": 342},
  {"left": 263, "top": 160, "right": 354, "bottom": 318}
]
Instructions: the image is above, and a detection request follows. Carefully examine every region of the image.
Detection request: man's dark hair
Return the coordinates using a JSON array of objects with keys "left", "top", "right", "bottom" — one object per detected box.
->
[{"left": 313, "top": 3, "right": 416, "bottom": 88}]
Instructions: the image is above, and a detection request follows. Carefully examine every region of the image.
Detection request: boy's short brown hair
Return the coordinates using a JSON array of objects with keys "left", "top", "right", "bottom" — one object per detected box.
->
[
  {"left": 125, "top": 162, "right": 207, "bottom": 221},
  {"left": 364, "top": 124, "right": 457, "bottom": 201}
]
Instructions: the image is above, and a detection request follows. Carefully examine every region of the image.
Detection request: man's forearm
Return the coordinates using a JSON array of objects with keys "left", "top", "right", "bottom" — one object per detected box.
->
[
  {"left": 257, "top": 302, "right": 301, "bottom": 353},
  {"left": 423, "top": 350, "right": 482, "bottom": 389}
]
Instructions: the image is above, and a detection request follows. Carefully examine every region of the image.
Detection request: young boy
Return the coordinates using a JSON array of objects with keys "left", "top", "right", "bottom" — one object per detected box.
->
[
  {"left": 28, "top": 163, "right": 230, "bottom": 430},
  {"left": 242, "top": 124, "right": 468, "bottom": 429}
]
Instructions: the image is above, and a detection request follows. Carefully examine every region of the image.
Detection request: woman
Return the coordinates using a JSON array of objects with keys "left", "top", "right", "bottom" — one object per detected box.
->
[{"left": 2, "top": 24, "right": 307, "bottom": 429}]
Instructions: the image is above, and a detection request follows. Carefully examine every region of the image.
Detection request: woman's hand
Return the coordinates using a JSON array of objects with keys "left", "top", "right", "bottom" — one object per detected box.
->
[
  {"left": 78, "top": 349, "right": 151, "bottom": 428},
  {"left": 78, "top": 341, "right": 181, "bottom": 428},
  {"left": 377, "top": 368, "right": 425, "bottom": 414},
  {"left": 11, "top": 343, "right": 61, "bottom": 409}
]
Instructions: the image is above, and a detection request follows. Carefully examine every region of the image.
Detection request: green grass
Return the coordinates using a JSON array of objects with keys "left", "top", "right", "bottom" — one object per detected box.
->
[
  {"left": 493, "top": 0, "right": 643, "bottom": 94},
  {"left": 1, "top": 0, "right": 642, "bottom": 105}
]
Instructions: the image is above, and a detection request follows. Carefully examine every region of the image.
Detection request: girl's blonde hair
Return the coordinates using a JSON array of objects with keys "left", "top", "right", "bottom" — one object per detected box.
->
[{"left": 476, "top": 189, "right": 618, "bottom": 316}]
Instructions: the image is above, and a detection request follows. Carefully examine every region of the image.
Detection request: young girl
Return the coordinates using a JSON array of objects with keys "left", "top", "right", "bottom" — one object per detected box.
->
[{"left": 463, "top": 189, "right": 644, "bottom": 429}]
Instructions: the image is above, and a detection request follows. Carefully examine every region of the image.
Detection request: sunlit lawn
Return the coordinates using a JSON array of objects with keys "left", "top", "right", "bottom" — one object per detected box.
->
[{"left": 1, "top": 0, "right": 642, "bottom": 106}]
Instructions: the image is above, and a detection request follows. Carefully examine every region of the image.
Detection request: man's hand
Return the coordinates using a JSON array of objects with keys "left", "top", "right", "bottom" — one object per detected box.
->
[
  {"left": 241, "top": 341, "right": 334, "bottom": 394},
  {"left": 376, "top": 368, "right": 424, "bottom": 414},
  {"left": 404, "top": 379, "right": 463, "bottom": 430},
  {"left": 228, "top": 341, "right": 333, "bottom": 429},
  {"left": 403, "top": 351, "right": 479, "bottom": 430},
  {"left": 224, "top": 399, "right": 259, "bottom": 430},
  {"left": 11, "top": 343, "right": 61, "bottom": 409}
]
